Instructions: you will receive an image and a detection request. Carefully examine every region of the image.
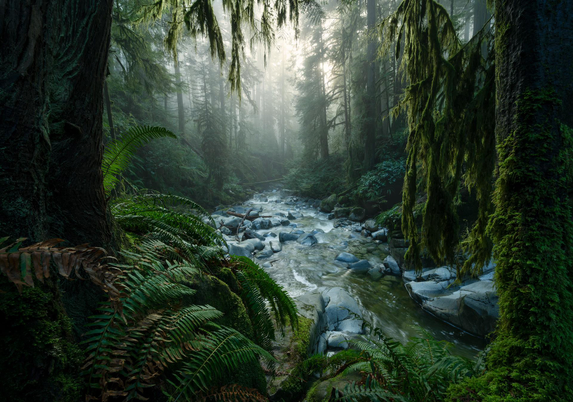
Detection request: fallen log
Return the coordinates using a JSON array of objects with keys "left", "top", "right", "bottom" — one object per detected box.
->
[{"left": 226, "top": 211, "right": 272, "bottom": 221}]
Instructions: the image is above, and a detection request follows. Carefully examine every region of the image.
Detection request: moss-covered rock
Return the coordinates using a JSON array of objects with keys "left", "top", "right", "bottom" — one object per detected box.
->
[{"left": 320, "top": 194, "right": 338, "bottom": 213}]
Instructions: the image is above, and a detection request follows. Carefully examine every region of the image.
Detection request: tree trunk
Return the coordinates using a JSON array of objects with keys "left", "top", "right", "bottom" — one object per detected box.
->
[
  {"left": 104, "top": 79, "right": 116, "bottom": 141},
  {"left": 363, "top": 0, "right": 377, "bottom": 172},
  {"left": 175, "top": 57, "right": 185, "bottom": 135},
  {"left": 319, "top": 24, "right": 329, "bottom": 159},
  {"left": 487, "top": 0, "right": 573, "bottom": 396},
  {"left": 0, "top": 0, "right": 114, "bottom": 248}
]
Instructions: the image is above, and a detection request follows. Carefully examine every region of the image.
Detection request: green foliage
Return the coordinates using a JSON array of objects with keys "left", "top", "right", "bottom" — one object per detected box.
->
[
  {"left": 102, "top": 126, "right": 177, "bottom": 195},
  {"left": 353, "top": 159, "right": 405, "bottom": 207},
  {"left": 111, "top": 191, "right": 224, "bottom": 265},
  {"left": 285, "top": 154, "right": 347, "bottom": 199},
  {"left": 139, "top": 0, "right": 298, "bottom": 93},
  {"left": 228, "top": 256, "right": 299, "bottom": 349},
  {"left": 333, "top": 331, "right": 480, "bottom": 402},
  {"left": 382, "top": 0, "right": 496, "bottom": 273},
  {"left": 82, "top": 240, "right": 273, "bottom": 401}
]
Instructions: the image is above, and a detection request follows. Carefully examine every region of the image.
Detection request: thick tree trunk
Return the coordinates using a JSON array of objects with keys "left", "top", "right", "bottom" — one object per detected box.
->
[
  {"left": 487, "top": 0, "right": 573, "bottom": 396},
  {"left": 0, "top": 0, "right": 114, "bottom": 248},
  {"left": 319, "top": 25, "right": 329, "bottom": 159},
  {"left": 363, "top": 0, "right": 377, "bottom": 172}
]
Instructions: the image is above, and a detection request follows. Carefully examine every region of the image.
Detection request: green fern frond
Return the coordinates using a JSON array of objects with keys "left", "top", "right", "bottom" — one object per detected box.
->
[
  {"left": 102, "top": 126, "right": 176, "bottom": 195},
  {"left": 231, "top": 256, "right": 298, "bottom": 332},
  {"left": 167, "top": 326, "right": 274, "bottom": 400}
]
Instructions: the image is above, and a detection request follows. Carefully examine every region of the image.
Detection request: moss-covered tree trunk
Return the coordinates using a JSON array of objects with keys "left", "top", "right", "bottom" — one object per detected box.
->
[
  {"left": 483, "top": 0, "right": 573, "bottom": 398},
  {"left": 363, "top": 0, "right": 377, "bottom": 172},
  {"left": 0, "top": 0, "right": 114, "bottom": 247}
]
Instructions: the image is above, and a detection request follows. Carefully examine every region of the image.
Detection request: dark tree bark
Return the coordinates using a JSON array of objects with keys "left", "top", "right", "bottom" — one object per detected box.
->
[
  {"left": 363, "top": 0, "right": 377, "bottom": 171},
  {"left": 485, "top": 0, "right": 573, "bottom": 396},
  {"left": 0, "top": 0, "right": 114, "bottom": 248}
]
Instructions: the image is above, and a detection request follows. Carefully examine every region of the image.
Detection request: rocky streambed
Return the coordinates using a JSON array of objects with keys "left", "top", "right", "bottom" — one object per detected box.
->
[{"left": 211, "top": 189, "right": 494, "bottom": 358}]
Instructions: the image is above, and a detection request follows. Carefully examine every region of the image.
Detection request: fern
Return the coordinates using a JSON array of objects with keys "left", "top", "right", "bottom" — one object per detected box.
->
[
  {"left": 82, "top": 240, "right": 274, "bottom": 401},
  {"left": 102, "top": 125, "right": 177, "bottom": 195},
  {"left": 333, "top": 330, "right": 479, "bottom": 402},
  {"left": 112, "top": 191, "right": 224, "bottom": 266},
  {"left": 230, "top": 256, "right": 298, "bottom": 334}
]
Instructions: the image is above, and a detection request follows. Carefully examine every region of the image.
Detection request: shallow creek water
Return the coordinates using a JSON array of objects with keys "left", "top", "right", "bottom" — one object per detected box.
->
[{"left": 228, "top": 189, "right": 485, "bottom": 359}]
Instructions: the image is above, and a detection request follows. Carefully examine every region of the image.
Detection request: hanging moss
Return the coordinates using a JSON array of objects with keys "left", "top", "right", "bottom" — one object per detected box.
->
[
  {"left": 381, "top": 0, "right": 496, "bottom": 274},
  {"left": 0, "top": 278, "right": 84, "bottom": 402}
]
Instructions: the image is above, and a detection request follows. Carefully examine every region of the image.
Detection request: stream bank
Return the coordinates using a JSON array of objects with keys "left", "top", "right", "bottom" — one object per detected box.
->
[{"left": 211, "top": 188, "right": 490, "bottom": 360}]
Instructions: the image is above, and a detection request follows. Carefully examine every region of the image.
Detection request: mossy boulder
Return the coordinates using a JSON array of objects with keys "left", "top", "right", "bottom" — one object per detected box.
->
[
  {"left": 348, "top": 207, "right": 365, "bottom": 222},
  {"left": 319, "top": 194, "right": 338, "bottom": 213},
  {"left": 305, "top": 369, "right": 364, "bottom": 402}
]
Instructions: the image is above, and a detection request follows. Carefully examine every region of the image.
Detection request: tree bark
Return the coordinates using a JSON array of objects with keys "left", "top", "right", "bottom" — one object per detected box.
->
[
  {"left": 363, "top": 0, "right": 377, "bottom": 172},
  {"left": 175, "top": 57, "right": 185, "bottom": 135},
  {"left": 0, "top": 0, "right": 114, "bottom": 248},
  {"left": 487, "top": 0, "right": 573, "bottom": 395}
]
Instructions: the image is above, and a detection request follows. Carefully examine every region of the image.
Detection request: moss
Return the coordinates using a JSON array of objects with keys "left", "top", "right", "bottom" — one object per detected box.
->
[{"left": 0, "top": 278, "right": 84, "bottom": 402}]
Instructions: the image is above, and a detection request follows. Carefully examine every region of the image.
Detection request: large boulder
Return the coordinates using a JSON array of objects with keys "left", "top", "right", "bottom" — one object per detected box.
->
[
  {"left": 270, "top": 241, "right": 282, "bottom": 253},
  {"left": 227, "top": 243, "right": 253, "bottom": 258},
  {"left": 348, "top": 207, "right": 366, "bottom": 222},
  {"left": 420, "top": 266, "right": 456, "bottom": 282},
  {"left": 322, "top": 287, "right": 363, "bottom": 334},
  {"left": 422, "top": 280, "right": 498, "bottom": 337},
  {"left": 320, "top": 194, "right": 338, "bottom": 213},
  {"left": 220, "top": 216, "right": 242, "bottom": 230},
  {"left": 242, "top": 229, "right": 264, "bottom": 241},
  {"left": 333, "top": 207, "right": 352, "bottom": 218},
  {"left": 405, "top": 280, "right": 456, "bottom": 304}
]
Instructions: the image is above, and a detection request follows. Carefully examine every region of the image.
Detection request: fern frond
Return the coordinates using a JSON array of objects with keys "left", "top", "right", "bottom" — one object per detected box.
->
[
  {"left": 102, "top": 126, "right": 176, "bottom": 195},
  {"left": 195, "top": 384, "right": 267, "bottom": 402},
  {"left": 168, "top": 327, "right": 274, "bottom": 400},
  {"left": 231, "top": 256, "right": 298, "bottom": 332}
]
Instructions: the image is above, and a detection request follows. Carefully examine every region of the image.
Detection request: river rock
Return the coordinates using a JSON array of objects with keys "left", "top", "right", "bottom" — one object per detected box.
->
[
  {"left": 247, "top": 210, "right": 260, "bottom": 219},
  {"left": 368, "top": 265, "right": 384, "bottom": 280},
  {"left": 242, "top": 229, "right": 264, "bottom": 241},
  {"left": 287, "top": 211, "right": 302, "bottom": 220},
  {"left": 322, "top": 287, "right": 363, "bottom": 334},
  {"left": 220, "top": 226, "right": 232, "bottom": 236},
  {"left": 227, "top": 243, "right": 253, "bottom": 258},
  {"left": 372, "top": 229, "right": 388, "bottom": 242},
  {"left": 363, "top": 219, "right": 379, "bottom": 232},
  {"left": 420, "top": 266, "right": 456, "bottom": 282},
  {"left": 405, "top": 280, "right": 455, "bottom": 304},
  {"left": 270, "top": 241, "right": 282, "bottom": 253},
  {"left": 326, "top": 332, "right": 349, "bottom": 349},
  {"left": 320, "top": 194, "right": 338, "bottom": 213},
  {"left": 422, "top": 280, "right": 498, "bottom": 337},
  {"left": 298, "top": 233, "right": 318, "bottom": 246},
  {"left": 280, "top": 218, "right": 291, "bottom": 226},
  {"left": 349, "top": 260, "right": 371, "bottom": 273},
  {"left": 349, "top": 207, "right": 366, "bottom": 222},
  {"left": 335, "top": 252, "right": 359, "bottom": 264},
  {"left": 279, "top": 232, "right": 300, "bottom": 242},
  {"left": 242, "top": 238, "right": 265, "bottom": 251},
  {"left": 252, "top": 218, "right": 271, "bottom": 230},
  {"left": 221, "top": 216, "right": 242, "bottom": 230},
  {"left": 295, "top": 293, "right": 328, "bottom": 354},
  {"left": 256, "top": 248, "right": 274, "bottom": 259},
  {"left": 270, "top": 217, "right": 282, "bottom": 227},
  {"left": 264, "top": 232, "right": 277, "bottom": 238},
  {"left": 383, "top": 255, "right": 401, "bottom": 275},
  {"left": 334, "top": 207, "right": 351, "bottom": 218}
]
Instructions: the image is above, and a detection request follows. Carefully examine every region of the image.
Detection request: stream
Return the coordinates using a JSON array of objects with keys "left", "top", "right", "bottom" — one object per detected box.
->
[{"left": 216, "top": 188, "right": 486, "bottom": 359}]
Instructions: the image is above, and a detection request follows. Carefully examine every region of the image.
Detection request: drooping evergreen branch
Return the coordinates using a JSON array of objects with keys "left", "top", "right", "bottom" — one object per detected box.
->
[{"left": 381, "top": 0, "right": 496, "bottom": 274}]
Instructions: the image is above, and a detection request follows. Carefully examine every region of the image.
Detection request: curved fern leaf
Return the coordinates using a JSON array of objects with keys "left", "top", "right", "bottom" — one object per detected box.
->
[{"left": 102, "top": 126, "right": 177, "bottom": 195}]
